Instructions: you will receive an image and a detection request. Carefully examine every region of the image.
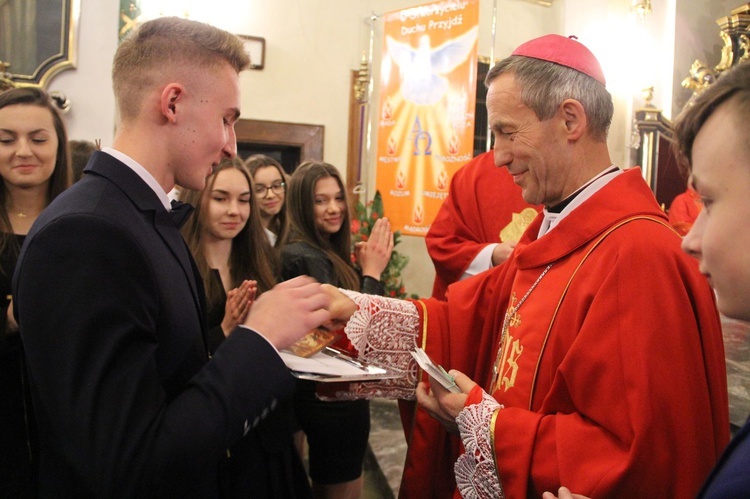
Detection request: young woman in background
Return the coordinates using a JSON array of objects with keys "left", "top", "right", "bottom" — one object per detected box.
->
[
  {"left": 181, "top": 157, "right": 310, "bottom": 497},
  {"left": 280, "top": 160, "right": 393, "bottom": 499},
  {"left": 245, "top": 154, "right": 289, "bottom": 247},
  {"left": 0, "top": 86, "right": 71, "bottom": 497}
]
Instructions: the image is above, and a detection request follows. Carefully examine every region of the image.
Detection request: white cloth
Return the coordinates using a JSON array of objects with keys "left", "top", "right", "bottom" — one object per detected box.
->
[
  {"left": 455, "top": 389, "right": 505, "bottom": 499},
  {"left": 324, "top": 289, "right": 420, "bottom": 401},
  {"left": 264, "top": 227, "right": 277, "bottom": 246},
  {"left": 337, "top": 289, "right": 507, "bottom": 497},
  {"left": 461, "top": 243, "right": 499, "bottom": 280},
  {"left": 537, "top": 166, "right": 622, "bottom": 238},
  {"left": 101, "top": 147, "right": 171, "bottom": 211}
]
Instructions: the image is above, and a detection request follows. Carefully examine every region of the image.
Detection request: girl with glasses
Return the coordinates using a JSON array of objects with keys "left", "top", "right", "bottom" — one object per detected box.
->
[{"left": 245, "top": 154, "right": 289, "bottom": 247}]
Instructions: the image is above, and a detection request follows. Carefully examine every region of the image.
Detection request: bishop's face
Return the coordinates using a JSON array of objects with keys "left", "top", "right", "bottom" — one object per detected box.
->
[
  {"left": 682, "top": 102, "right": 750, "bottom": 322},
  {"left": 486, "top": 73, "right": 569, "bottom": 207}
]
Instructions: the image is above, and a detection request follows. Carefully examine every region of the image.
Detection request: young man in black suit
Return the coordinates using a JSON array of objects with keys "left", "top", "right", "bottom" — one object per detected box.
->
[{"left": 13, "top": 16, "right": 330, "bottom": 496}]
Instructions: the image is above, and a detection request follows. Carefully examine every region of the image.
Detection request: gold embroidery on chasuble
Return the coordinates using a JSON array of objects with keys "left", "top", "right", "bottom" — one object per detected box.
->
[
  {"left": 492, "top": 217, "right": 671, "bottom": 405},
  {"left": 500, "top": 334, "right": 523, "bottom": 391},
  {"left": 500, "top": 207, "right": 538, "bottom": 242},
  {"left": 497, "top": 293, "right": 524, "bottom": 392},
  {"left": 491, "top": 263, "right": 553, "bottom": 395}
]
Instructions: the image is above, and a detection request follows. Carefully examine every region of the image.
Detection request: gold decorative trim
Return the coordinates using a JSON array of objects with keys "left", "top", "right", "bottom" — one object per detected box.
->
[
  {"left": 353, "top": 53, "right": 370, "bottom": 104},
  {"left": 0, "top": 61, "right": 16, "bottom": 92},
  {"left": 500, "top": 207, "right": 538, "bottom": 243},
  {"left": 681, "top": 3, "right": 750, "bottom": 106},
  {"left": 528, "top": 216, "right": 673, "bottom": 409},
  {"left": 9, "top": 0, "right": 81, "bottom": 89},
  {"left": 489, "top": 407, "right": 503, "bottom": 491},
  {"left": 416, "top": 299, "right": 429, "bottom": 350},
  {"left": 681, "top": 60, "right": 719, "bottom": 97},
  {"left": 715, "top": 31, "right": 735, "bottom": 72}
]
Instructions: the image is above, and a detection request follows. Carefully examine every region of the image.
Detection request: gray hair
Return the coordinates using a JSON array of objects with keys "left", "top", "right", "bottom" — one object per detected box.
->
[{"left": 486, "top": 56, "right": 613, "bottom": 142}]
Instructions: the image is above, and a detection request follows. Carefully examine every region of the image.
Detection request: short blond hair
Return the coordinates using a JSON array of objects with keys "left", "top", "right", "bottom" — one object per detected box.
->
[{"left": 112, "top": 16, "right": 249, "bottom": 121}]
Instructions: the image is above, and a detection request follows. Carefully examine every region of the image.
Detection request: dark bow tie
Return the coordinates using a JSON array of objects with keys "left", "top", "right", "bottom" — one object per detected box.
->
[{"left": 169, "top": 199, "right": 194, "bottom": 229}]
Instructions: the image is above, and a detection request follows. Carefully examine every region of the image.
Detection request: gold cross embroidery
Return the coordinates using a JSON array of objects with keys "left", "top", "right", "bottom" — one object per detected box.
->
[
  {"left": 490, "top": 264, "right": 552, "bottom": 393},
  {"left": 509, "top": 310, "right": 521, "bottom": 329},
  {"left": 505, "top": 292, "right": 522, "bottom": 330}
]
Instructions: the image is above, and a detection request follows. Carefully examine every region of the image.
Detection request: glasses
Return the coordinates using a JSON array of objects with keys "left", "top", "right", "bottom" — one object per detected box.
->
[{"left": 254, "top": 181, "right": 286, "bottom": 197}]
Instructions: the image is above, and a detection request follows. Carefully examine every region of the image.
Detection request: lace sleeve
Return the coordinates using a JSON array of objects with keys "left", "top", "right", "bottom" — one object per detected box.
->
[
  {"left": 322, "top": 290, "right": 421, "bottom": 401},
  {"left": 454, "top": 389, "right": 505, "bottom": 499}
]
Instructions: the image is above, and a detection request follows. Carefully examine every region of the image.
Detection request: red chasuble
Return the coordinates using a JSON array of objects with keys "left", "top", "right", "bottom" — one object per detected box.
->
[
  {"left": 668, "top": 187, "right": 703, "bottom": 236},
  {"left": 425, "top": 151, "right": 540, "bottom": 300},
  {"left": 401, "top": 169, "right": 728, "bottom": 498}
]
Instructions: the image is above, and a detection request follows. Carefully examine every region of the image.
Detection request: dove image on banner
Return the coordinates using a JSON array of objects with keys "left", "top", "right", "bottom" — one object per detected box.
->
[{"left": 376, "top": 0, "right": 479, "bottom": 236}]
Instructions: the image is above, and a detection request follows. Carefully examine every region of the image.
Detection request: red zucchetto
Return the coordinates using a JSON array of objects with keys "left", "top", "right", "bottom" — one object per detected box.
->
[{"left": 511, "top": 34, "right": 606, "bottom": 86}]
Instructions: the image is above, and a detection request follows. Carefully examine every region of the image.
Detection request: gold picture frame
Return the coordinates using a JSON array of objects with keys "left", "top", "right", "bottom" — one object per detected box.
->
[{"left": 0, "top": 0, "right": 81, "bottom": 88}]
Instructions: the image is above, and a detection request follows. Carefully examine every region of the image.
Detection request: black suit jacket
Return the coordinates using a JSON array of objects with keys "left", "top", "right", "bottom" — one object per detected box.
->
[
  {"left": 698, "top": 418, "right": 750, "bottom": 498},
  {"left": 13, "top": 151, "right": 294, "bottom": 497}
]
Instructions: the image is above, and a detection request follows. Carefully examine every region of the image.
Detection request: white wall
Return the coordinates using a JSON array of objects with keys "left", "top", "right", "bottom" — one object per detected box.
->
[
  {"left": 46, "top": 0, "right": 565, "bottom": 298},
  {"left": 39, "top": 0, "right": 737, "bottom": 296},
  {"left": 46, "top": 0, "right": 678, "bottom": 298},
  {"left": 48, "top": 0, "right": 118, "bottom": 146},
  {"left": 562, "top": 0, "right": 688, "bottom": 167}
]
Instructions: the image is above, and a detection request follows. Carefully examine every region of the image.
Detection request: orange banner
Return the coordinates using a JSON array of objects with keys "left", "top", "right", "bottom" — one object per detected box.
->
[{"left": 375, "top": 0, "right": 479, "bottom": 236}]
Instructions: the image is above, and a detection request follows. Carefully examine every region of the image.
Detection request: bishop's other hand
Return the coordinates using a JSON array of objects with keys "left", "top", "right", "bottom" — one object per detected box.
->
[{"left": 415, "top": 369, "right": 476, "bottom": 434}]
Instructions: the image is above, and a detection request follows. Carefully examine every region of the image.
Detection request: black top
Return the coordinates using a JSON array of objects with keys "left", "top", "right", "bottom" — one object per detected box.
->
[
  {"left": 280, "top": 241, "right": 385, "bottom": 295},
  {"left": 279, "top": 240, "right": 376, "bottom": 485},
  {"left": 0, "top": 234, "right": 24, "bottom": 330},
  {"left": 0, "top": 233, "right": 37, "bottom": 498},
  {"left": 698, "top": 417, "right": 750, "bottom": 498}
]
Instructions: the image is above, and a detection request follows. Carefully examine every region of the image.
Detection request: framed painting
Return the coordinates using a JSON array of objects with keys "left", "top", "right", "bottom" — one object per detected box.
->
[{"left": 0, "top": 0, "right": 81, "bottom": 87}]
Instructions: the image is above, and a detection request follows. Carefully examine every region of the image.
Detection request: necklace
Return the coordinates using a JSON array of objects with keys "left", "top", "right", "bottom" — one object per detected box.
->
[
  {"left": 490, "top": 263, "right": 553, "bottom": 391},
  {"left": 15, "top": 212, "right": 27, "bottom": 218}
]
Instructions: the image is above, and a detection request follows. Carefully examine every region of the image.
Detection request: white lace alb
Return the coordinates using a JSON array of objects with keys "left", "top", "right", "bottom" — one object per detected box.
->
[
  {"left": 455, "top": 389, "right": 505, "bottom": 499},
  {"left": 322, "top": 290, "right": 421, "bottom": 400},
  {"left": 326, "top": 291, "right": 506, "bottom": 498}
]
